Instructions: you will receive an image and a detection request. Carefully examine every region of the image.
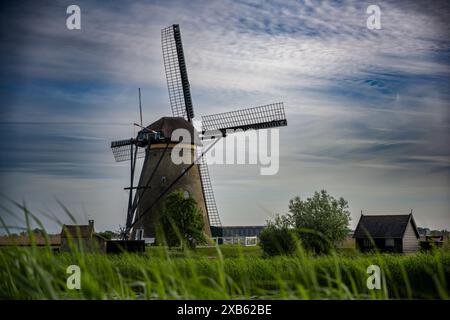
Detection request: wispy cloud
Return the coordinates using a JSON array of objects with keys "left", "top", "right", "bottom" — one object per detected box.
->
[{"left": 0, "top": 0, "right": 449, "bottom": 231}]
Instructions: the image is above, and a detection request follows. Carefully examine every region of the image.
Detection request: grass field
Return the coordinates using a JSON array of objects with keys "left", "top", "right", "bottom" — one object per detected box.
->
[
  {"left": 0, "top": 204, "right": 448, "bottom": 300},
  {"left": 1, "top": 243, "right": 449, "bottom": 300}
]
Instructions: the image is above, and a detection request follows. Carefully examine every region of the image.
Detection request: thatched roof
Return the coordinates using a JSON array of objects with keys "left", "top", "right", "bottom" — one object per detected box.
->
[{"left": 353, "top": 214, "right": 419, "bottom": 239}]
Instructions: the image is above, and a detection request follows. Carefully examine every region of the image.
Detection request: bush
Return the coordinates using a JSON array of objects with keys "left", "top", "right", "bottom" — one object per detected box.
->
[
  {"left": 259, "top": 215, "right": 298, "bottom": 256},
  {"left": 290, "top": 190, "right": 351, "bottom": 254}
]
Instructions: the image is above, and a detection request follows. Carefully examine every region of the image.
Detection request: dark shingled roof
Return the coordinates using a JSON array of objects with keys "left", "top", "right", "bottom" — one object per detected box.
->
[
  {"left": 145, "top": 117, "right": 199, "bottom": 144},
  {"left": 353, "top": 214, "right": 419, "bottom": 239}
]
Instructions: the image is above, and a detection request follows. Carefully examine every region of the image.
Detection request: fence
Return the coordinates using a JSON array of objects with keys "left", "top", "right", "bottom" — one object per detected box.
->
[{"left": 211, "top": 236, "right": 258, "bottom": 246}]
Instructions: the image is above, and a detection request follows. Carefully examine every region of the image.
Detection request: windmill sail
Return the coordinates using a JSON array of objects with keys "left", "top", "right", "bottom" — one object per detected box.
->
[
  {"left": 202, "top": 102, "right": 287, "bottom": 136},
  {"left": 161, "top": 24, "right": 194, "bottom": 121},
  {"left": 110, "top": 139, "right": 145, "bottom": 162},
  {"left": 161, "top": 24, "right": 220, "bottom": 227},
  {"left": 197, "top": 148, "right": 222, "bottom": 227}
]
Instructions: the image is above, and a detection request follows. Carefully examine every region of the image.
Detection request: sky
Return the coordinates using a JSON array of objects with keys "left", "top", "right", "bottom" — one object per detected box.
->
[{"left": 0, "top": 0, "right": 449, "bottom": 234}]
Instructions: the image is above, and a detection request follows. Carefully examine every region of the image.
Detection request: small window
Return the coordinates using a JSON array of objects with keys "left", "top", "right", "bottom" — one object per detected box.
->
[
  {"left": 363, "top": 239, "right": 373, "bottom": 247},
  {"left": 183, "top": 190, "right": 190, "bottom": 199},
  {"left": 385, "top": 238, "right": 394, "bottom": 247},
  {"left": 161, "top": 176, "right": 166, "bottom": 185}
]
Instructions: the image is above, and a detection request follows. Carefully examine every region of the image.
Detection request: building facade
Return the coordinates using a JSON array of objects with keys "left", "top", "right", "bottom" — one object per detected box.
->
[
  {"left": 61, "top": 220, "right": 106, "bottom": 253},
  {"left": 353, "top": 213, "right": 420, "bottom": 254},
  {"left": 221, "top": 226, "right": 265, "bottom": 237}
]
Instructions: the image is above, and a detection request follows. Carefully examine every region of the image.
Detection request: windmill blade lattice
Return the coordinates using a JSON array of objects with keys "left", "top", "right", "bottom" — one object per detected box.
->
[
  {"left": 202, "top": 102, "right": 287, "bottom": 135},
  {"left": 161, "top": 24, "right": 194, "bottom": 121},
  {"left": 197, "top": 146, "right": 222, "bottom": 227},
  {"left": 111, "top": 139, "right": 145, "bottom": 162}
]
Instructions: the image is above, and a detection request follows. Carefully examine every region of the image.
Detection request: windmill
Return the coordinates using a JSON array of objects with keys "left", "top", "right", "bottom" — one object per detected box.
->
[{"left": 110, "top": 24, "right": 287, "bottom": 241}]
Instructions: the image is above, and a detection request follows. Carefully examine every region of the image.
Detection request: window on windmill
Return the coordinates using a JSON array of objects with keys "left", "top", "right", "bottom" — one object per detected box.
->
[
  {"left": 161, "top": 176, "right": 166, "bottom": 185},
  {"left": 183, "top": 190, "right": 190, "bottom": 199},
  {"left": 385, "top": 238, "right": 394, "bottom": 247}
]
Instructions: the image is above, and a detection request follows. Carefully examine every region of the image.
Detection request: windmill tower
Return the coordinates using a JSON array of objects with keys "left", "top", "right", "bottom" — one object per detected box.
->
[{"left": 110, "top": 24, "right": 287, "bottom": 241}]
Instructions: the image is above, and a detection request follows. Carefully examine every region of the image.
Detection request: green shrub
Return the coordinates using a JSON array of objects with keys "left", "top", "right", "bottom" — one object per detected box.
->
[{"left": 259, "top": 215, "right": 298, "bottom": 256}]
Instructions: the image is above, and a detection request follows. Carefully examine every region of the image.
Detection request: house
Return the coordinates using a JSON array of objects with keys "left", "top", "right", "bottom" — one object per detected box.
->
[
  {"left": 61, "top": 220, "right": 106, "bottom": 253},
  {"left": 210, "top": 226, "right": 264, "bottom": 245},
  {"left": 353, "top": 213, "right": 419, "bottom": 254},
  {"left": 221, "top": 226, "right": 265, "bottom": 237},
  {"left": 420, "top": 231, "right": 445, "bottom": 250}
]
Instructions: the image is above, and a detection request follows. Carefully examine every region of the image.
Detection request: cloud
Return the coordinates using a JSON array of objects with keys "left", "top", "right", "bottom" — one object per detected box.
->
[{"left": 0, "top": 0, "right": 449, "bottom": 231}]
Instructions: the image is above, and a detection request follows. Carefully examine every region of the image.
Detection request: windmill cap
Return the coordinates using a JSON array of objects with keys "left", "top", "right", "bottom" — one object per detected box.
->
[{"left": 143, "top": 117, "right": 199, "bottom": 145}]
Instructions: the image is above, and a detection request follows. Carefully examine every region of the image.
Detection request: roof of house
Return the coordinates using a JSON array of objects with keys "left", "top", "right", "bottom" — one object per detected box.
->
[
  {"left": 145, "top": 117, "right": 198, "bottom": 144},
  {"left": 353, "top": 214, "right": 419, "bottom": 239},
  {"left": 0, "top": 233, "right": 61, "bottom": 246},
  {"left": 61, "top": 224, "right": 94, "bottom": 238}
]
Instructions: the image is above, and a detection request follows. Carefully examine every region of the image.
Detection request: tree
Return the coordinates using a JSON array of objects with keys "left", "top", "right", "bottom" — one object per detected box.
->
[
  {"left": 97, "top": 230, "right": 118, "bottom": 240},
  {"left": 259, "top": 215, "right": 298, "bottom": 256},
  {"left": 160, "top": 190, "right": 206, "bottom": 249},
  {"left": 32, "top": 228, "right": 45, "bottom": 235},
  {"left": 289, "top": 190, "right": 351, "bottom": 254}
]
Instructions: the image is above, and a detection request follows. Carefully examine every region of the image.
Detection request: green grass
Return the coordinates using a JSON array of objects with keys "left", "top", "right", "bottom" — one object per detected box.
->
[
  {"left": 145, "top": 245, "right": 263, "bottom": 258},
  {"left": 1, "top": 244, "right": 448, "bottom": 300},
  {"left": 0, "top": 202, "right": 448, "bottom": 300}
]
